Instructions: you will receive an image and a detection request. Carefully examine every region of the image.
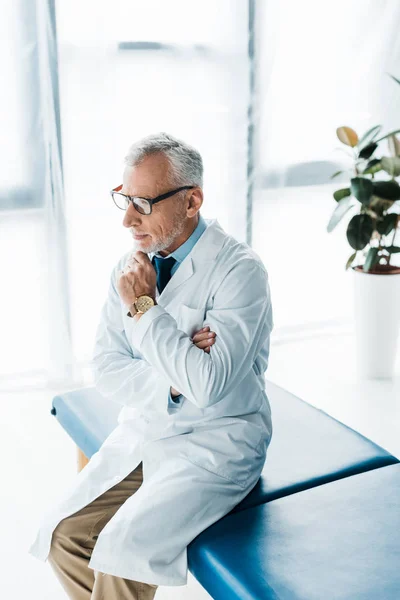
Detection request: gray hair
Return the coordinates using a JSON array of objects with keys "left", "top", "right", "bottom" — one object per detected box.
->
[{"left": 124, "top": 132, "right": 203, "bottom": 188}]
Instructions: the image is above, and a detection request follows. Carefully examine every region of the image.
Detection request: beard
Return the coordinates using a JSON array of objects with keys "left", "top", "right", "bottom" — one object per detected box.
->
[{"left": 131, "top": 205, "right": 187, "bottom": 255}]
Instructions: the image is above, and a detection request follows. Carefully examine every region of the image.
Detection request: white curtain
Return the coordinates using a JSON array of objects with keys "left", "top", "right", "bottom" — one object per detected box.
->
[
  {"left": 253, "top": 0, "right": 400, "bottom": 336},
  {"left": 0, "top": 0, "right": 74, "bottom": 388}
]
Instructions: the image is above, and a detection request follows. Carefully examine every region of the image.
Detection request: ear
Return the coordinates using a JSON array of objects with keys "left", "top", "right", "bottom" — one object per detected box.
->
[{"left": 188, "top": 187, "right": 203, "bottom": 216}]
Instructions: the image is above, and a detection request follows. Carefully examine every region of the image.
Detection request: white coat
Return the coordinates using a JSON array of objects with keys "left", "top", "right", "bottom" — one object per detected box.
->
[{"left": 28, "top": 217, "right": 274, "bottom": 586}]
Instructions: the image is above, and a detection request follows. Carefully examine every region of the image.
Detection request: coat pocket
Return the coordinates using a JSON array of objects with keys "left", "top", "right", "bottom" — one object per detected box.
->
[
  {"left": 178, "top": 304, "right": 206, "bottom": 338},
  {"left": 183, "top": 417, "right": 267, "bottom": 489}
]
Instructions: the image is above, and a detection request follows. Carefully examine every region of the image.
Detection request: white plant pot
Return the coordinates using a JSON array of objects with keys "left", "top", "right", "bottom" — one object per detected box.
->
[{"left": 352, "top": 266, "right": 400, "bottom": 379}]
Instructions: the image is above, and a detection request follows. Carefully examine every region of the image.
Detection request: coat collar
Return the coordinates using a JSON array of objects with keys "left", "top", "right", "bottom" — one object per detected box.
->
[{"left": 148, "top": 218, "right": 227, "bottom": 303}]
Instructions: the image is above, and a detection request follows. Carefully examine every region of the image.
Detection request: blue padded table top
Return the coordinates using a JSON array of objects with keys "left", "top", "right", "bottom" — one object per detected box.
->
[
  {"left": 232, "top": 380, "right": 398, "bottom": 512},
  {"left": 51, "top": 381, "right": 398, "bottom": 509},
  {"left": 51, "top": 387, "right": 120, "bottom": 459},
  {"left": 188, "top": 462, "right": 400, "bottom": 600}
]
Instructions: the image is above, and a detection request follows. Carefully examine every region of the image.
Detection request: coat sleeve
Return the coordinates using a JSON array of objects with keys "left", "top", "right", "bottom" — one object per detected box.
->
[
  {"left": 131, "top": 259, "right": 273, "bottom": 409},
  {"left": 91, "top": 264, "right": 171, "bottom": 411}
]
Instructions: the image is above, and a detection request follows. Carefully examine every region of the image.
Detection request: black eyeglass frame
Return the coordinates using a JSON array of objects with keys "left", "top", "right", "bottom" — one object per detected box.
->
[{"left": 110, "top": 184, "right": 195, "bottom": 215}]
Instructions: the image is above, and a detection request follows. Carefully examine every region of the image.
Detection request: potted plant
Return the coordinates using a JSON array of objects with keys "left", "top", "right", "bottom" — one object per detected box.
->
[{"left": 328, "top": 77, "right": 400, "bottom": 378}]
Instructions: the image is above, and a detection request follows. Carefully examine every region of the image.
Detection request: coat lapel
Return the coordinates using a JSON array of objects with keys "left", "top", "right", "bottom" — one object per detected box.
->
[{"left": 148, "top": 218, "right": 227, "bottom": 305}]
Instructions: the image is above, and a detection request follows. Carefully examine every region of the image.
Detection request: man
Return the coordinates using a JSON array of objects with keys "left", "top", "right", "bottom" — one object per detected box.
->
[{"left": 28, "top": 132, "right": 274, "bottom": 599}]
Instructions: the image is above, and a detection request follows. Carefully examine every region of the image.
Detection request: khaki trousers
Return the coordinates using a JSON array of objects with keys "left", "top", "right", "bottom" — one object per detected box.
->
[{"left": 48, "top": 461, "right": 158, "bottom": 599}]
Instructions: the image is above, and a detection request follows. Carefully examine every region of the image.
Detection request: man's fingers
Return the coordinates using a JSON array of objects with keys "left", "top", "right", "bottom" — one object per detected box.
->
[
  {"left": 121, "top": 264, "right": 134, "bottom": 275},
  {"left": 192, "top": 331, "right": 216, "bottom": 343},
  {"left": 194, "top": 338, "right": 215, "bottom": 350},
  {"left": 129, "top": 251, "right": 148, "bottom": 265}
]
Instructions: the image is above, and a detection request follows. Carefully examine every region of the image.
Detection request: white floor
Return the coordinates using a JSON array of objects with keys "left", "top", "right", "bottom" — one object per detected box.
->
[{"left": 2, "top": 328, "right": 400, "bottom": 599}]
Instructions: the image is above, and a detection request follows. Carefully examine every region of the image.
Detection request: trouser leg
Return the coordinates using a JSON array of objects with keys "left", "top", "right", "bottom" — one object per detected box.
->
[
  {"left": 47, "top": 516, "right": 94, "bottom": 599},
  {"left": 92, "top": 568, "right": 158, "bottom": 599},
  {"left": 48, "top": 461, "right": 158, "bottom": 599}
]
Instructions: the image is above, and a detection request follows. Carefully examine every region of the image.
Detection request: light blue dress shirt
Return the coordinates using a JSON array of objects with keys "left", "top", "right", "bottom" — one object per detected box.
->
[{"left": 153, "top": 213, "right": 208, "bottom": 408}]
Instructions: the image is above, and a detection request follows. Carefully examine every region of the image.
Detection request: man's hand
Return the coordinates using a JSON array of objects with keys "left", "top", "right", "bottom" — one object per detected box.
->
[
  {"left": 117, "top": 251, "right": 157, "bottom": 308},
  {"left": 192, "top": 325, "right": 216, "bottom": 353},
  {"left": 170, "top": 326, "right": 216, "bottom": 397}
]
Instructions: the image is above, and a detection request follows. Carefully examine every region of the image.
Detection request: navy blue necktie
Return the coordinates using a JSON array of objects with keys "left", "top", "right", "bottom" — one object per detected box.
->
[{"left": 152, "top": 255, "right": 177, "bottom": 295}]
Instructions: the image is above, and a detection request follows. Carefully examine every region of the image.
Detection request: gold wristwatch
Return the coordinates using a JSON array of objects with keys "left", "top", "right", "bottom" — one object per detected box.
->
[{"left": 127, "top": 294, "right": 155, "bottom": 318}]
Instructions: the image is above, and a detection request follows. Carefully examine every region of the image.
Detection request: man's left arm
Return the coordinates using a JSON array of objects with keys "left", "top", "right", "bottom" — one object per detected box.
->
[{"left": 131, "top": 260, "right": 273, "bottom": 409}]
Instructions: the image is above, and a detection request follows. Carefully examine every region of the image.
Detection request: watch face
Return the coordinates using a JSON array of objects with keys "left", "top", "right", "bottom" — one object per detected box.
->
[{"left": 136, "top": 295, "right": 155, "bottom": 312}]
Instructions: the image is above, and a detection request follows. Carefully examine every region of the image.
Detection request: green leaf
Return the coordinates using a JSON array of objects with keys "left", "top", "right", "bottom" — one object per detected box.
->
[
  {"left": 376, "top": 212, "right": 398, "bottom": 235},
  {"left": 358, "top": 142, "right": 378, "bottom": 160},
  {"left": 388, "top": 135, "right": 400, "bottom": 157},
  {"left": 357, "top": 125, "right": 382, "bottom": 150},
  {"left": 388, "top": 73, "right": 400, "bottom": 86},
  {"left": 381, "top": 156, "right": 400, "bottom": 177},
  {"left": 385, "top": 245, "right": 400, "bottom": 254},
  {"left": 375, "top": 128, "right": 400, "bottom": 144},
  {"left": 363, "top": 246, "right": 380, "bottom": 272},
  {"left": 345, "top": 251, "right": 357, "bottom": 270},
  {"left": 327, "top": 196, "right": 354, "bottom": 233},
  {"left": 330, "top": 170, "right": 344, "bottom": 179},
  {"left": 372, "top": 180, "right": 400, "bottom": 200},
  {"left": 346, "top": 213, "right": 374, "bottom": 250},
  {"left": 362, "top": 159, "right": 382, "bottom": 175},
  {"left": 350, "top": 177, "right": 373, "bottom": 205},
  {"left": 333, "top": 188, "right": 351, "bottom": 202}
]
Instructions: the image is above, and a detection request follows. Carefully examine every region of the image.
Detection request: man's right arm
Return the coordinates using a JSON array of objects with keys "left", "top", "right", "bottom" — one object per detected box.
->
[{"left": 92, "top": 264, "right": 172, "bottom": 412}]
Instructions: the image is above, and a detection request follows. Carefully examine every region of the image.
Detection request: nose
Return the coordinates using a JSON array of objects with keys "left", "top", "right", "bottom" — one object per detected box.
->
[{"left": 122, "top": 202, "right": 142, "bottom": 228}]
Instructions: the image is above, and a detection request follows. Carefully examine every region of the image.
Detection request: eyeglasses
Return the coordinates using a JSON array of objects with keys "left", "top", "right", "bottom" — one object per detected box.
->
[{"left": 110, "top": 184, "right": 195, "bottom": 215}]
